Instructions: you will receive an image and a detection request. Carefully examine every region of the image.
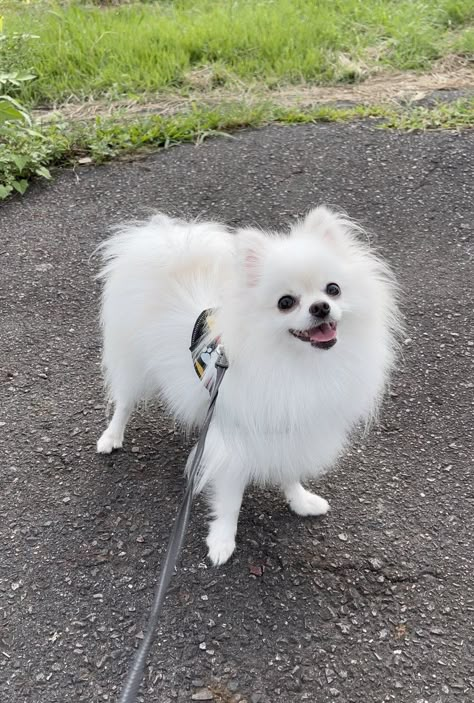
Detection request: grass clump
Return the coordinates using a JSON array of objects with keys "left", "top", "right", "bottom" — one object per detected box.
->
[
  {"left": 383, "top": 97, "right": 474, "bottom": 130},
  {"left": 0, "top": 121, "right": 67, "bottom": 198},
  {"left": 0, "top": 31, "right": 56, "bottom": 198},
  {"left": 3, "top": 99, "right": 473, "bottom": 200},
  {"left": 3, "top": 0, "right": 474, "bottom": 107},
  {"left": 77, "top": 103, "right": 393, "bottom": 162}
]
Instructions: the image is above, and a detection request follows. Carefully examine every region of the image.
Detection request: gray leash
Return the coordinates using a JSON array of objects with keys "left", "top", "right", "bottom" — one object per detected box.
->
[{"left": 118, "top": 350, "right": 229, "bottom": 703}]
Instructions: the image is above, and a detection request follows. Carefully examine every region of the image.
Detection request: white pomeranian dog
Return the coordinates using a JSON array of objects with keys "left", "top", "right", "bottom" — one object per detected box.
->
[{"left": 97, "top": 207, "right": 400, "bottom": 565}]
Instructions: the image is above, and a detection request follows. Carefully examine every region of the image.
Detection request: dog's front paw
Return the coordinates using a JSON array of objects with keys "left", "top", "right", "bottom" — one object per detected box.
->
[
  {"left": 97, "top": 430, "right": 123, "bottom": 454},
  {"left": 288, "top": 489, "right": 330, "bottom": 517},
  {"left": 206, "top": 522, "right": 236, "bottom": 566}
]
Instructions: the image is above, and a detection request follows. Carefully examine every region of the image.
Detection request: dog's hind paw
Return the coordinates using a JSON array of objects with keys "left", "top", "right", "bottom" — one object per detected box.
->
[{"left": 286, "top": 484, "right": 330, "bottom": 517}]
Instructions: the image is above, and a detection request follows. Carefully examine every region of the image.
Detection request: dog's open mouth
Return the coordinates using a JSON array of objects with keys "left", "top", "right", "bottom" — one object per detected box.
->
[{"left": 290, "top": 322, "right": 337, "bottom": 350}]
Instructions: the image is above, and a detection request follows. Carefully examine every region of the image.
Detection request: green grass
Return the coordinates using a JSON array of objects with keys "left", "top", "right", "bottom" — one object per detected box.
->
[
  {"left": 1, "top": 98, "right": 472, "bottom": 199},
  {"left": 383, "top": 96, "right": 474, "bottom": 130},
  {"left": 453, "top": 26, "right": 474, "bottom": 55},
  {"left": 2, "top": 0, "right": 474, "bottom": 107},
  {"left": 73, "top": 103, "right": 393, "bottom": 162}
]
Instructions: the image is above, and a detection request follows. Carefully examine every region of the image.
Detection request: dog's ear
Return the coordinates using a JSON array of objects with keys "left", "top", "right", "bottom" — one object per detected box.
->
[
  {"left": 295, "top": 205, "right": 362, "bottom": 249},
  {"left": 235, "top": 227, "right": 268, "bottom": 287},
  {"left": 302, "top": 205, "right": 339, "bottom": 237}
]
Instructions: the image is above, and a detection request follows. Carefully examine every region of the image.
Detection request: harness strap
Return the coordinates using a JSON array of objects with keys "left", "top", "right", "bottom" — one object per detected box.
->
[{"left": 190, "top": 308, "right": 221, "bottom": 386}]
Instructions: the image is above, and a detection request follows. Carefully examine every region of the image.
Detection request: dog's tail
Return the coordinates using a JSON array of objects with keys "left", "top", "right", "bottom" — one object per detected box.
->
[{"left": 97, "top": 213, "right": 233, "bottom": 289}]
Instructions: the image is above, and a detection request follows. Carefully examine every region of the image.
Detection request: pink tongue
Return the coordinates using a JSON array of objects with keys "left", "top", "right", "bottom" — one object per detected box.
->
[{"left": 308, "top": 323, "right": 337, "bottom": 343}]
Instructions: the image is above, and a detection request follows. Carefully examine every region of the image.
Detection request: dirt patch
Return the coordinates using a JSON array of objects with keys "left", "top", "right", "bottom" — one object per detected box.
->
[
  {"left": 35, "top": 56, "right": 474, "bottom": 123},
  {"left": 276, "top": 55, "right": 474, "bottom": 106}
]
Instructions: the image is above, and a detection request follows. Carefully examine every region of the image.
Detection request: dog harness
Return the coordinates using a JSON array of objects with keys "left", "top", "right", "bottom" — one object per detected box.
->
[{"left": 190, "top": 309, "right": 222, "bottom": 391}]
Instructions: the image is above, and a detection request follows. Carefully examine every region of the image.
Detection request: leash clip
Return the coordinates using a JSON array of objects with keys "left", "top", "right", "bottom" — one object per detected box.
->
[{"left": 215, "top": 347, "right": 229, "bottom": 369}]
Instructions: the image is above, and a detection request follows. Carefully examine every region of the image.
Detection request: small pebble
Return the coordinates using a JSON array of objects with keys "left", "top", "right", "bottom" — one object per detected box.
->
[{"left": 191, "top": 690, "right": 214, "bottom": 701}]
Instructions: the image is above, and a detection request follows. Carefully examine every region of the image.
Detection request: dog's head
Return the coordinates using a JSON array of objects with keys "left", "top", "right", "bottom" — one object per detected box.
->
[{"left": 231, "top": 206, "right": 399, "bottom": 357}]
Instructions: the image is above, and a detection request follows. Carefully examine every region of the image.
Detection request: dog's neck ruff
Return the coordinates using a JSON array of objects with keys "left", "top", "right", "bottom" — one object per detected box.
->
[{"left": 190, "top": 309, "right": 222, "bottom": 391}]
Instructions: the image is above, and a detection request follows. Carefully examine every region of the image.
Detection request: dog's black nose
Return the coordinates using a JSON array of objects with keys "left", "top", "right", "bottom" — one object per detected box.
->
[{"left": 310, "top": 301, "right": 330, "bottom": 318}]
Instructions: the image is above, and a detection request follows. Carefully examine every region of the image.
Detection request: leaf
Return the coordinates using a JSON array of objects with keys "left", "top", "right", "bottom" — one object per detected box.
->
[
  {"left": 0, "top": 96, "right": 31, "bottom": 125},
  {"left": 14, "top": 72, "right": 37, "bottom": 83},
  {"left": 12, "top": 155, "right": 29, "bottom": 173},
  {"left": 22, "top": 126, "right": 45, "bottom": 139},
  {"left": 0, "top": 71, "right": 36, "bottom": 85},
  {"left": 0, "top": 99, "right": 26, "bottom": 124},
  {"left": 12, "top": 179, "right": 29, "bottom": 195},
  {"left": 0, "top": 184, "right": 13, "bottom": 200},
  {"left": 35, "top": 166, "right": 51, "bottom": 180}
]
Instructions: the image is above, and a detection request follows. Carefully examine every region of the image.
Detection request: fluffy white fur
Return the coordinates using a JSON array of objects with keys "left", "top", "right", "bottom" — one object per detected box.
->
[{"left": 97, "top": 207, "right": 400, "bottom": 565}]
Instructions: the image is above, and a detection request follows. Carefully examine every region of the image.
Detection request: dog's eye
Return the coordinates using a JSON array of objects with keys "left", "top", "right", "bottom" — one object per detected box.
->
[
  {"left": 278, "top": 295, "right": 297, "bottom": 311},
  {"left": 326, "top": 283, "right": 341, "bottom": 297}
]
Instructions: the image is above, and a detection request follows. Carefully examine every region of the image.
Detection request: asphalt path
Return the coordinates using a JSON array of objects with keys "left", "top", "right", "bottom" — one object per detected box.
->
[{"left": 1, "top": 120, "right": 473, "bottom": 703}]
